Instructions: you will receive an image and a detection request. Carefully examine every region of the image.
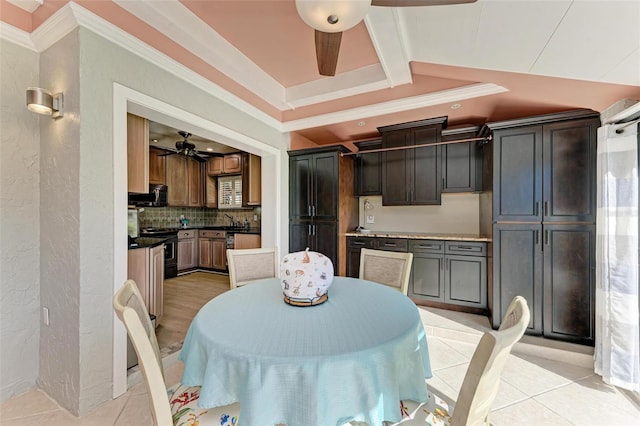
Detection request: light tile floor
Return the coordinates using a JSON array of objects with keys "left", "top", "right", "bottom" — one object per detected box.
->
[{"left": 2, "top": 307, "right": 639, "bottom": 425}]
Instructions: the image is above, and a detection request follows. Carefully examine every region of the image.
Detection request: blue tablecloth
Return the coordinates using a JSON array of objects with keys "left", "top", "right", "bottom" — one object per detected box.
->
[{"left": 179, "top": 277, "right": 432, "bottom": 426}]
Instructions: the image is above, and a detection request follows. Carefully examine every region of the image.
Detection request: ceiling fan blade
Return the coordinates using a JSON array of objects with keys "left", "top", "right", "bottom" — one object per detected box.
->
[
  {"left": 371, "top": 0, "right": 476, "bottom": 6},
  {"left": 158, "top": 151, "right": 177, "bottom": 157},
  {"left": 191, "top": 153, "right": 206, "bottom": 163},
  {"left": 315, "top": 30, "right": 342, "bottom": 77}
]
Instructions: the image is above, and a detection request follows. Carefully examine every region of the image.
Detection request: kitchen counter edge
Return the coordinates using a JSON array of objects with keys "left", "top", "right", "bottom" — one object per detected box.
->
[{"left": 345, "top": 231, "right": 491, "bottom": 242}]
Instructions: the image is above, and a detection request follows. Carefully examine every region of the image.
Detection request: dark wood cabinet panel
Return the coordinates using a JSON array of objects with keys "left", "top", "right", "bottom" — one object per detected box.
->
[
  {"left": 288, "top": 146, "right": 357, "bottom": 276},
  {"left": 445, "top": 255, "right": 487, "bottom": 308},
  {"left": 493, "top": 126, "right": 543, "bottom": 221},
  {"left": 543, "top": 224, "right": 595, "bottom": 344},
  {"left": 346, "top": 237, "right": 375, "bottom": 278},
  {"left": 149, "top": 147, "right": 166, "bottom": 185},
  {"left": 441, "top": 126, "right": 482, "bottom": 193},
  {"left": 411, "top": 253, "right": 445, "bottom": 300},
  {"left": 492, "top": 223, "right": 544, "bottom": 333},
  {"left": 354, "top": 140, "right": 382, "bottom": 196},
  {"left": 380, "top": 117, "right": 446, "bottom": 206},
  {"left": 542, "top": 119, "right": 598, "bottom": 222}
]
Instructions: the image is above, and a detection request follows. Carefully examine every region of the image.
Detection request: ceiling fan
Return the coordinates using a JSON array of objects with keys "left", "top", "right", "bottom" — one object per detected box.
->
[
  {"left": 295, "top": 0, "right": 477, "bottom": 76},
  {"left": 159, "top": 131, "right": 207, "bottom": 163}
]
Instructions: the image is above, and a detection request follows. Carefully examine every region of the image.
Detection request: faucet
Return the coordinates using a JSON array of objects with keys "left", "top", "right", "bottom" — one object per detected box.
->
[{"left": 224, "top": 213, "right": 235, "bottom": 227}]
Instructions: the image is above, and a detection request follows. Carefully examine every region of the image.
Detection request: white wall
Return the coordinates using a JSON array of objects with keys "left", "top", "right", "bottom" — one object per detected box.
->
[
  {"left": 0, "top": 39, "right": 41, "bottom": 401},
  {"left": 358, "top": 193, "right": 481, "bottom": 235}
]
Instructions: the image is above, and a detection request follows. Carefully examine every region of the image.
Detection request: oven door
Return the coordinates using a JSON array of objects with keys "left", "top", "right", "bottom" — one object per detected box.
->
[{"left": 163, "top": 237, "right": 178, "bottom": 278}]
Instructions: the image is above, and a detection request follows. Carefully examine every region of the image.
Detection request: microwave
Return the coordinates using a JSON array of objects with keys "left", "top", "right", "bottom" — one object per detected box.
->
[{"left": 128, "top": 184, "right": 168, "bottom": 207}]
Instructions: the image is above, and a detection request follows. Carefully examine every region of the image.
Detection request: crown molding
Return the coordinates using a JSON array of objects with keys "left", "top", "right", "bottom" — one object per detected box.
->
[
  {"left": 0, "top": 21, "right": 35, "bottom": 51},
  {"left": 364, "top": 7, "right": 412, "bottom": 88},
  {"left": 6, "top": 0, "right": 42, "bottom": 13},
  {"left": 282, "top": 82, "right": 508, "bottom": 132}
]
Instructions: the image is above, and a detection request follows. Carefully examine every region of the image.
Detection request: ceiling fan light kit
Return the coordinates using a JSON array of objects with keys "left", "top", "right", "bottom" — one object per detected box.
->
[{"left": 295, "top": 0, "right": 371, "bottom": 33}]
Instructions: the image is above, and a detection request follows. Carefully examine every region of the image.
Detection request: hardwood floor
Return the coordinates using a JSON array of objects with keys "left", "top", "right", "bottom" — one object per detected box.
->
[{"left": 156, "top": 271, "right": 230, "bottom": 355}]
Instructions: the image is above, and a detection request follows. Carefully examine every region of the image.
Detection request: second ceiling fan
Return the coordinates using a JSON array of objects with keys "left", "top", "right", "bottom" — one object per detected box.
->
[{"left": 295, "top": 0, "right": 477, "bottom": 77}]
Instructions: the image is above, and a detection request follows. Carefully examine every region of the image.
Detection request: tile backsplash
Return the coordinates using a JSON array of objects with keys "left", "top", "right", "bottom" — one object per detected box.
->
[{"left": 138, "top": 206, "right": 261, "bottom": 228}]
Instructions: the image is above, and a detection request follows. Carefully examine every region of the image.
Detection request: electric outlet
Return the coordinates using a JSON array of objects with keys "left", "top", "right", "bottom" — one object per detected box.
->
[
  {"left": 366, "top": 215, "right": 375, "bottom": 224},
  {"left": 253, "top": 214, "right": 258, "bottom": 222},
  {"left": 42, "top": 307, "right": 50, "bottom": 326}
]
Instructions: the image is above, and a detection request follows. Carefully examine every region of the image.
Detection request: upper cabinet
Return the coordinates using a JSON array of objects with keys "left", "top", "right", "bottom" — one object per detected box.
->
[
  {"left": 441, "top": 126, "right": 482, "bottom": 193},
  {"left": 353, "top": 139, "right": 382, "bottom": 196},
  {"left": 242, "top": 153, "right": 261, "bottom": 207},
  {"left": 127, "top": 113, "right": 149, "bottom": 193},
  {"left": 379, "top": 117, "right": 447, "bottom": 206},
  {"left": 485, "top": 110, "right": 599, "bottom": 223},
  {"left": 207, "top": 153, "right": 242, "bottom": 176},
  {"left": 148, "top": 147, "right": 167, "bottom": 185},
  {"left": 166, "top": 155, "right": 203, "bottom": 207}
]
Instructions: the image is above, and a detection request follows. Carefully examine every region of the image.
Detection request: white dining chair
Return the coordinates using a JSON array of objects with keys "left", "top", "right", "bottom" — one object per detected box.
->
[
  {"left": 227, "top": 247, "right": 278, "bottom": 289},
  {"left": 113, "top": 279, "right": 240, "bottom": 426},
  {"left": 359, "top": 248, "right": 413, "bottom": 295},
  {"left": 388, "top": 296, "right": 530, "bottom": 425}
]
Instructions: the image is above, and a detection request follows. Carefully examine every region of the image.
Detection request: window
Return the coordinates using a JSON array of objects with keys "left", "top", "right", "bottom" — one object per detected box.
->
[{"left": 218, "top": 175, "right": 242, "bottom": 209}]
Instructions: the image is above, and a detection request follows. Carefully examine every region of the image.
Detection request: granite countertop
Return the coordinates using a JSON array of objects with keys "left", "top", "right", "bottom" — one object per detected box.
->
[
  {"left": 128, "top": 236, "right": 168, "bottom": 250},
  {"left": 184, "top": 226, "right": 261, "bottom": 235},
  {"left": 345, "top": 230, "right": 491, "bottom": 242}
]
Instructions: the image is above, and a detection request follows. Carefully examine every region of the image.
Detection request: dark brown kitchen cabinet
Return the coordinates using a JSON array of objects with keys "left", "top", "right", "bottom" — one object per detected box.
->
[
  {"left": 379, "top": 117, "right": 447, "bottom": 206},
  {"left": 484, "top": 109, "right": 600, "bottom": 345},
  {"left": 441, "top": 126, "right": 482, "bottom": 193},
  {"left": 489, "top": 113, "right": 598, "bottom": 223},
  {"left": 346, "top": 237, "right": 374, "bottom": 278},
  {"left": 288, "top": 146, "right": 358, "bottom": 276},
  {"left": 353, "top": 140, "right": 382, "bottom": 196},
  {"left": 409, "top": 240, "right": 487, "bottom": 311}
]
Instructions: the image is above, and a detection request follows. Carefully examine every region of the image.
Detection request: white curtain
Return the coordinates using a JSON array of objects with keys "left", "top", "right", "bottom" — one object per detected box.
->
[{"left": 595, "top": 121, "right": 640, "bottom": 392}]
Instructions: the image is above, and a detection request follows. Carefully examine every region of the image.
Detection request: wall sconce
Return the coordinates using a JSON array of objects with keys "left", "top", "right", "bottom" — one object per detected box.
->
[{"left": 26, "top": 87, "right": 63, "bottom": 119}]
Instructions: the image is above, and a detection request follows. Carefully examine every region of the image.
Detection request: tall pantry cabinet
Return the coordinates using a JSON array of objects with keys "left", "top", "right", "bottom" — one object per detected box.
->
[
  {"left": 481, "top": 109, "right": 600, "bottom": 345},
  {"left": 289, "top": 146, "right": 358, "bottom": 276}
]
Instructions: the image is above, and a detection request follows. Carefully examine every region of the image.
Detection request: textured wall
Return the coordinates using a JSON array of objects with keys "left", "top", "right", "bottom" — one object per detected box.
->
[
  {"left": 358, "top": 193, "right": 481, "bottom": 234},
  {"left": 0, "top": 39, "right": 41, "bottom": 402},
  {"left": 37, "top": 30, "right": 82, "bottom": 413}
]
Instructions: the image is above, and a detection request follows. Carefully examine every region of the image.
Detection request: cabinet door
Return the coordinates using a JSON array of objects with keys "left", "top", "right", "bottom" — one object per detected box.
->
[
  {"left": 127, "top": 113, "right": 149, "bottom": 193},
  {"left": 311, "top": 221, "right": 338, "bottom": 274},
  {"left": 493, "top": 126, "right": 543, "bottom": 221},
  {"left": 177, "top": 238, "right": 196, "bottom": 271},
  {"left": 346, "top": 237, "right": 374, "bottom": 278},
  {"left": 242, "top": 153, "right": 261, "bottom": 206},
  {"left": 207, "top": 157, "right": 223, "bottom": 175},
  {"left": 289, "top": 222, "right": 311, "bottom": 254},
  {"left": 211, "top": 239, "right": 227, "bottom": 270},
  {"left": 543, "top": 224, "right": 595, "bottom": 344},
  {"left": 493, "top": 223, "right": 543, "bottom": 333},
  {"left": 289, "top": 155, "right": 313, "bottom": 220},
  {"left": 411, "top": 127, "right": 441, "bottom": 205},
  {"left": 445, "top": 254, "right": 487, "bottom": 308},
  {"left": 187, "top": 158, "right": 203, "bottom": 207},
  {"left": 312, "top": 152, "right": 339, "bottom": 220},
  {"left": 354, "top": 140, "right": 382, "bottom": 196},
  {"left": 149, "top": 244, "right": 164, "bottom": 325},
  {"left": 410, "top": 253, "right": 445, "bottom": 301},
  {"left": 442, "top": 142, "right": 478, "bottom": 192},
  {"left": 166, "top": 156, "right": 189, "bottom": 206},
  {"left": 198, "top": 238, "right": 212, "bottom": 268},
  {"left": 223, "top": 154, "right": 242, "bottom": 174},
  {"left": 382, "top": 130, "right": 410, "bottom": 205},
  {"left": 205, "top": 175, "right": 217, "bottom": 208},
  {"left": 149, "top": 147, "right": 166, "bottom": 185},
  {"left": 543, "top": 119, "right": 598, "bottom": 223}
]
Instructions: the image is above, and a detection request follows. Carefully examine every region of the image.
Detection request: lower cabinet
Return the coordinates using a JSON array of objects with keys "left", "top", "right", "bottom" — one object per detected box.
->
[
  {"left": 127, "top": 244, "right": 164, "bottom": 325},
  {"left": 198, "top": 230, "right": 227, "bottom": 270},
  {"left": 177, "top": 230, "right": 197, "bottom": 271},
  {"left": 346, "top": 237, "right": 374, "bottom": 277},
  {"left": 493, "top": 223, "right": 595, "bottom": 344},
  {"left": 409, "top": 240, "right": 487, "bottom": 311},
  {"left": 290, "top": 221, "right": 338, "bottom": 274}
]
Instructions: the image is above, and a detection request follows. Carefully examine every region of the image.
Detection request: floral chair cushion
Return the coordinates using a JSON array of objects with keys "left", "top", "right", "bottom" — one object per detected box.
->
[
  {"left": 168, "top": 384, "right": 240, "bottom": 426},
  {"left": 390, "top": 393, "right": 453, "bottom": 426}
]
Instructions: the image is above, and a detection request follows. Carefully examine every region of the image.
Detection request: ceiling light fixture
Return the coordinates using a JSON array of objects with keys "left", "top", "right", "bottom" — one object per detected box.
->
[
  {"left": 357, "top": 121, "right": 366, "bottom": 127},
  {"left": 451, "top": 103, "right": 461, "bottom": 109},
  {"left": 295, "top": 0, "right": 371, "bottom": 33},
  {"left": 26, "top": 87, "right": 63, "bottom": 119}
]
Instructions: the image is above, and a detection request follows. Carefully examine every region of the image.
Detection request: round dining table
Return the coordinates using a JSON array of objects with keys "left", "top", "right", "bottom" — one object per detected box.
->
[{"left": 179, "top": 276, "right": 432, "bottom": 426}]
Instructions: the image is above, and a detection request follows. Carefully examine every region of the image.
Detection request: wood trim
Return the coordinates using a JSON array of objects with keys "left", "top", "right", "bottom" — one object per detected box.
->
[{"left": 377, "top": 116, "right": 448, "bottom": 133}]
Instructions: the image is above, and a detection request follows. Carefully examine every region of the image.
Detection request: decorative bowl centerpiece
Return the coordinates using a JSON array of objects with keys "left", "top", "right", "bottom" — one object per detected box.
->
[{"left": 280, "top": 248, "right": 334, "bottom": 306}]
